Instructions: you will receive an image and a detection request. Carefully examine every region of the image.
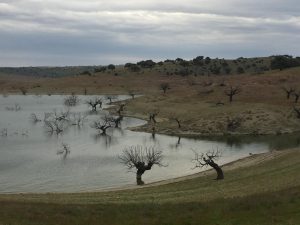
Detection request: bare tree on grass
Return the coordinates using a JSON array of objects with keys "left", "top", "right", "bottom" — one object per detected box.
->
[
  {"left": 225, "top": 86, "right": 241, "bottom": 103},
  {"left": 91, "top": 115, "right": 114, "bottom": 135},
  {"left": 293, "top": 91, "right": 300, "bottom": 103},
  {"left": 227, "top": 117, "right": 242, "bottom": 132},
  {"left": 283, "top": 87, "right": 295, "bottom": 99},
  {"left": 86, "top": 98, "right": 103, "bottom": 112},
  {"left": 128, "top": 90, "right": 137, "bottom": 99},
  {"left": 192, "top": 148, "right": 224, "bottom": 180},
  {"left": 117, "top": 103, "right": 126, "bottom": 115},
  {"left": 170, "top": 115, "right": 181, "bottom": 129},
  {"left": 149, "top": 110, "right": 159, "bottom": 123},
  {"left": 119, "top": 145, "right": 165, "bottom": 185},
  {"left": 19, "top": 87, "right": 27, "bottom": 95},
  {"left": 293, "top": 106, "right": 300, "bottom": 119},
  {"left": 160, "top": 82, "right": 170, "bottom": 94}
]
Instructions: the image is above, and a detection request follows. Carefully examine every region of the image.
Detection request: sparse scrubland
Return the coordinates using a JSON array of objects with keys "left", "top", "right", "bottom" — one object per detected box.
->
[{"left": 0, "top": 55, "right": 300, "bottom": 224}]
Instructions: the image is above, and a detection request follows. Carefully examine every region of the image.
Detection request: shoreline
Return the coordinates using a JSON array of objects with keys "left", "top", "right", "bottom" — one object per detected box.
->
[{"left": 0, "top": 148, "right": 294, "bottom": 195}]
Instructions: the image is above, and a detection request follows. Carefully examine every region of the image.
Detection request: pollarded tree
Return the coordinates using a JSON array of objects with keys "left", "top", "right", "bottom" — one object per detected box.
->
[
  {"left": 192, "top": 148, "right": 224, "bottom": 180},
  {"left": 225, "top": 86, "right": 241, "bottom": 103},
  {"left": 119, "top": 145, "right": 165, "bottom": 185},
  {"left": 86, "top": 97, "right": 103, "bottom": 112},
  {"left": 91, "top": 115, "right": 114, "bottom": 135}
]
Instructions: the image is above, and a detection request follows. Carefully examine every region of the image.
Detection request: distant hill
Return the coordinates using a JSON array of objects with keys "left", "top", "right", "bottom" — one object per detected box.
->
[{"left": 0, "top": 55, "right": 299, "bottom": 77}]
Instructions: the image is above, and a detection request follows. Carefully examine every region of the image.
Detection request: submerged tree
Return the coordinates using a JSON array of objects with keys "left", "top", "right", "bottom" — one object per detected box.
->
[
  {"left": 86, "top": 98, "right": 103, "bottom": 112},
  {"left": 119, "top": 145, "right": 165, "bottom": 185},
  {"left": 91, "top": 115, "right": 114, "bottom": 135},
  {"left": 57, "top": 143, "right": 71, "bottom": 160},
  {"left": 192, "top": 148, "right": 224, "bottom": 180},
  {"left": 64, "top": 94, "right": 80, "bottom": 107}
]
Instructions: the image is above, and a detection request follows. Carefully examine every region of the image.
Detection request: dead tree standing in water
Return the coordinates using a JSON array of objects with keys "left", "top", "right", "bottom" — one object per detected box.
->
[
  {"left": 192, "top": 149, "right": 224, "bottom": 180},
  {"left": 86, "top": 98, "right": 103, "bottom": 112},
  {"left": 225, "top": 86, "right": 241, "bottom": 103},
  {"left": 91, "top": 115, "right": 114, "bottom": 135},
  {"left": 119, "top": 145, "right": 164, "bottom": 185}
]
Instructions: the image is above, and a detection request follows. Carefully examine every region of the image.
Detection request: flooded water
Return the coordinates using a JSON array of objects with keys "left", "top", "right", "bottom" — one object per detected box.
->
[{"left": 0, "top": 95, "right": 299, "bottom": 193}]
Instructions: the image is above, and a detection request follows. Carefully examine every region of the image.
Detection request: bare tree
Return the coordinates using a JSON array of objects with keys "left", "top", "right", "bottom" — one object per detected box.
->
[
  {"left": 192, "top": 148, "right": 224, "bottom": 180},
  {"left": 293, "top": 106, "right": 300, "bottom": 119},
  {"left": 1, "top": 128, "right": 8, "bottom": 137},
  {"left": 70, "top": 113, "right": 87, "bottom": 126},
  {"left": 170, "top": 115, "right": 181, "bottom": 129},
  {"left": 160, "top": 82, "right": 170, "bottom": 94},
  {"left": 283, "top": 87, "right": 295, "bottom": 99},
  {"left": 53, "top": 110, "right": 70, "bottom": 122},
  {"left": 128, "top": 90, "right": 137, "bottom": 99},
  {"left": 119, "top": 145, "right": 165, "bottom": 185},
  {"left": 64, "top": 94, "right": 80, "bottom": 107},
  {"left": 105, "top": 95, "right": 117, "bottom": 104},
  {"left": 86, "top": 97, "right": 103, "bottom": 112},
  {"left": 227, "top": 117, "right": 242, "bottom": 132},
  {"left": 91, "top": 115, "right": 114, "bottom": 134},
  {"left": 294, "top": 91, "right": 300, "bottom": 103},
  {"left": 225, "top": 86, "right": 241, "bottom": 102},
  {"left": 112, "top": 115, "right": 123, "bottom": 128},
  {"left": 117, "top": 103, "right": 126, "bottom": 115},
  {"left": 149, "top": 110, "right": 159, "bottom": 123},
  {"left": 6, "top": 104, "right": 22, "bottom": 111},
  {"left": 57, "top": 143, "right": 70, "bottom": 160},
  {"left": 30, "top": 113, "right": 42, "bottom": 123},
  {"left": 19, "top": 87, "right": 27, "bottom": 95}
]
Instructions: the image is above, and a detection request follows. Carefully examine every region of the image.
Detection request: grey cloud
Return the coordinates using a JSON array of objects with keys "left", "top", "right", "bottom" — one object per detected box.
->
[{"left": 0, "top": 0, "right": 299, "bottom": 66}]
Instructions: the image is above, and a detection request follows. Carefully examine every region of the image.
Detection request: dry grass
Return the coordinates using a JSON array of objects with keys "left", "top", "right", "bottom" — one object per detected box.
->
[{"left": 1, "top": 67, "right": 300, "bottom": 136}]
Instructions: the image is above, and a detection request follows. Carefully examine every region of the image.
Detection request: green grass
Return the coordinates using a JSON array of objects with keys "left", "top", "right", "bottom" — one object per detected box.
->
[{"left": 0, "top": 149, "right": 299, "bottom": 225}]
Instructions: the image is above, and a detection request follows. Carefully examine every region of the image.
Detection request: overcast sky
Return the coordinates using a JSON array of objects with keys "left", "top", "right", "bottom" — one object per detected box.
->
[{"left": 0, "top": 0, "right": 299, "bottom": 66}]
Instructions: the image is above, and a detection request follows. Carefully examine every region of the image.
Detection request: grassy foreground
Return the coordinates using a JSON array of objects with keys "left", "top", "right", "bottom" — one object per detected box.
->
[{"left": 0, "top": 149, "right": 299, "bottom": 225}]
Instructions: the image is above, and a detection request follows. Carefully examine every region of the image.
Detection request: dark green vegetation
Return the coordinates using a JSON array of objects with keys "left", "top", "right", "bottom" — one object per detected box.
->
[
  {"left": 1, "top": 55, "right": 299, "bottom": 78},
  {"left": 0, "top": 149, "right": 299, "bottom": 225}
]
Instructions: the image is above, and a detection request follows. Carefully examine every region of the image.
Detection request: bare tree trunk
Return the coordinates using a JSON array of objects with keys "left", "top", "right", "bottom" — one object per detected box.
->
[
  {"left": 136, "top": 171, "right": 145, "bottom": 185},
  {"left": 208, "top": 161, "right": 224, "bottom": 180}
]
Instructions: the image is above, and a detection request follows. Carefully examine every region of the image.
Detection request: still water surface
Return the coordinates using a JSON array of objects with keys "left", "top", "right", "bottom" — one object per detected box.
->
[{"left": 0, "top": 95, "right": 299, "bottom": 193}]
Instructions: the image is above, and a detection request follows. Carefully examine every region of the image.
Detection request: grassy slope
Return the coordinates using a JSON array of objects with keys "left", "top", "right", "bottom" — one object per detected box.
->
[
  {"left": 0, "top": 149, "right": 299, "bottom": 225},
  {"left": 1, "top": 67, "right": 300, "bottom": 136}
]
